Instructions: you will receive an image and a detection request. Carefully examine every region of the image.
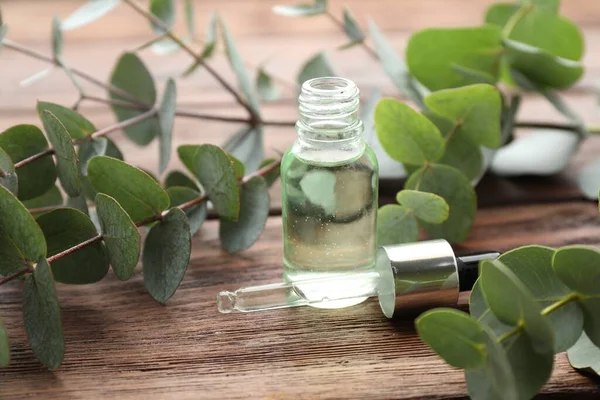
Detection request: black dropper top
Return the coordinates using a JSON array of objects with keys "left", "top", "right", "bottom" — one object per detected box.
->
[{"left": 456, "top": 251, "right": 501, "bottom": 291}]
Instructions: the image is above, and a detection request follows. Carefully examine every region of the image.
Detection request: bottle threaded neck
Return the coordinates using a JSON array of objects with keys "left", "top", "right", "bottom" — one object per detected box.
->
[{"left": 297, "top": 77, "right": 362, "bottom": 141}]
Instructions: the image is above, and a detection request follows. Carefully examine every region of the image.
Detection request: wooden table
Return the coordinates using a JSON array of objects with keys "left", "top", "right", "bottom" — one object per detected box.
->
[{"left": 2, "top": 0, "right": 600, "bottom": 398}]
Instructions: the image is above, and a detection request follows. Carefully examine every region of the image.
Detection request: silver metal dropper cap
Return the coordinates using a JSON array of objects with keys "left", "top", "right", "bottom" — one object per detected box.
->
[{"left": 375, "top": 239, "right": 459, "bottom": 318}]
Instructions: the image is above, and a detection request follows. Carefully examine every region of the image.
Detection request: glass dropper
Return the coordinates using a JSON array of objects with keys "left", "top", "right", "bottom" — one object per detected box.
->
[{"left": 217, "top": 240, "right": 500, "bottom": 318}]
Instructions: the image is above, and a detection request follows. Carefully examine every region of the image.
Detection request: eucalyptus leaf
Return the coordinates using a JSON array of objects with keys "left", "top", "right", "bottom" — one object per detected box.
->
[
  {"left": 105, "top": 138, "right": 124, "bottom": 160},
  {"left": 37, "top": 208, "right": 109, "bottom": 284},
  {"left": 490, "top": 130, "right": 579, "bottom": 176},
  {"left": 396, "top": 190, "right": 449, "bottom": 224},
  {"left": 272, "top": 0, "right": 327, "bottom": 17},
  {"left": 165, "top": 170, "right": 199, "bottom": 191},
  {"left": 406, "top": 26, "right": 503, "bottom": 91},
  {"left": 297, "top": 52, "right": 335, "bottom": 87},
  {"left": 37, "top": 101, "right": 96, "bottom": 139},
  {"left": 220, "top": 16, "right": 261, "bottom": 115},
  {"left": 0, "top": 147, "right": 17, "bottom": 195},
  {"left": 95, "top": 193, "right": 141, "bottom": 281},
  {"left": 0, "top": 185, "right": 47, "bottom": 275},
  {"left": 222, "top": 126, "right": 264, "bottom": 173},
  {"left": 405, "top": 164, "right": 476, "bottom": 243},
  {"left": 40, "top": 110, "right": 82, "bottom": 197},
  {"left": 439, "top": 134, "right": 483, "bottom": 181},
  {"left": 166, "top": 186, "right": 206, "bottom": 235},
  {"left": 143, "top": 208, "right": 191, "bottom": 304},
  {"left": 181, "top": 12, "right": 217, "bottom": 77},
  {"left": 567, "top": 332, "right": 600, "bottom": 375},
  {"left": 67, "top": 194, "right": 89, "bottom": 215},
  {"left": 22, "top": 185, "right": 63, "bottom": 210},
  {"left": 51, "top": 16, "right": 63, "bottom": 60},
  {"left": 88, "top": 156, "right": 170, "bottom": 223},
  {"left": 342, "top": 8, "right": 364, "bottom": 42},
  {"left": 184, "top": 0, "right": 195, "bottom": 38},
  {"left": 220, "top": 176, "right": 269, "bottom": 253},
  {"left": 229, "top": 155, "right": 246, "bottom": 180},
  {"left": 256, "top": 68, "right": 281, "bottom": 102},
  {"left": 23, "top": 258, "right": 64, "bottom": 370},
  {"left": 61, "top": 0, "right": 121, "bottom": 31},
  {"left": 109, "top": 52, "right": 160, "bottom": 146},
  {"left": 424, "top": 84, "right": 502, "bottom": 149},
  {"left": 579, "top": 297, "right": 600, "bottom": 348},
  {"left": 416, "top": 308, "right": 486, "bottom": 369},
  {"left": 149, "top": 0, "right": 175, "bottom": 33},
  {"left": 0, "top": 318, "right": 9, "bottom": 367},
  {"left": 0, "top": 125, "right": 57, "bottom": 200},
  {"left": 79, "top": 137, "right": 108, "bottom": 175},
  {"left": 553, "top": 246, "right": 600, "bottom": 296},
  {"left": 374, "top": 98, "right": 445, "bottom": 165},
  {"left": 577, "top": 156, "right": 600, "bottom": 200},
  {"left": 376, "top": 204, "right": 418, "bottom": 246},
  {"left": 158, "top": 78, "right": 176, "bottom": 173},
  {"left": 367, "top": 20, "right": 424, "bottom": 107},
  {"left": 470, "top": 280, "right": 513, "bottom": 337},
  {"left": 258, "top": 158, "right": 280, "bottom": 187}
]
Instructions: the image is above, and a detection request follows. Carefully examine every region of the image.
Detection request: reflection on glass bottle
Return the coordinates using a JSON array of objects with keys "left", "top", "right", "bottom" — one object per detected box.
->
[{"left": 281, "top": 77, "right": 379, "bottom": 308}]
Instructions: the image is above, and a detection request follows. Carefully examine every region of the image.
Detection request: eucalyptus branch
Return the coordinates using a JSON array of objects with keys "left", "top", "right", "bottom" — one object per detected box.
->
[
  {"left": 13, "top": 108, "right": 158, "bottom": 169},
  {"left": 46, "top": 235, "right": 104, "bottom": 264},
  {"left": 0, "top": 267, "right": 32, "bottom": 286},
  {"left": 514, "top": 121, "right": 600, "bottom": 134},
  {"left": 325, "top": 10, "right": 378, "bottom": 60},
  {"left": 121, "top": 0, "right": 260, "bottom": 123}
]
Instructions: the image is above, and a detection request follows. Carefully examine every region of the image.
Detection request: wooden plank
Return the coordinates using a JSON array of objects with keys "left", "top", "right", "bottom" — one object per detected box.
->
[{"left": 1, "top": 201, "right": 599, "bottom": 398}]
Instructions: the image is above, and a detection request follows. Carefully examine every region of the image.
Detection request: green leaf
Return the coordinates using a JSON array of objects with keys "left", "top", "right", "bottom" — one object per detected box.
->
[
  {"left": 465, "top": 325, "right": 518, "bottom": 400},
  {"left": 40, "top": 110, "right": 82, "bottom": 197},
  {"left": 406, "top": 26, "right": 503, "bottom": 91},
  {"left": 166, "top": 186, "right": 206, "bottom": 235},
  {"left": 181, "top": 12, "right": 217, "bottom": 77},
  {"left": 258, "top": 158, "right": 280, "bottom": 188},
  {"left": 88, "top": 156, "right": 170, "bottom": 223},
  {"left": 23, "top": 258, "right": 64, "bottom": 370},
  {"left": 51, "top": 16, "right": 63, "bottom": 59},
  {"left": 109, "top": 52, "right": 159, "bottom": 146},
  {"left": 480, "top": 259, "right": 555, "bottom": 353},
  {"left": 37, "top": 102, "right": 96, "bottom": 139},
  {"left": 220, "top": 16, "right": 261, "bottom": 115},
  {"left": 256, "top": 68, "right": 281, "bottom": 102},
  {"left": 367, "top": 20, "right": 424, "bottom": 108},
  {"left": 149, "top": 0, "right": 175, "bottom": 33},
  {"left": 567, "top": 332, "right": 600, "bottom": 375},
  {"left": 222, "top": 126, "right": 264, "bottom": 173},
  {"left": 165, "top": 170, "right": 199, "bottom": 190},
  {"left": 0, "top": 147, "right": 17, "bottom": 195},
  {"left": 37, "top": 208, "right": 108, "bottom": 284},
  {"left": 272, "top": 0, "right": 327, "bottom": 16},
  {"left": 376, "top": 205, "right": 418, "bottom": 246},
  {"left": 417, "top": 308, "right": 486, "bottom": 369},
  {"left": 0, "top": 125, "right": 57, "bottom": 200},
  {"left": 79, "top": 137, "right": 107, "bottom": 175},
  {"left": 579, "top": 297, "right": 600, "bottom": 348},
  {"left": 184, "top": 0, "right": 195, "bottom": 38},
  {"left": 94, "top": 193, "right": 141, "bottom": 280},
  {"left": 158, "top": 78, "right": 176, "bottom": 174},
  {"left": 22, "top": 184, "right": 63, "bottom": 210},
  {"left": 0, "top": 185, "right": 47, "bottom": 275},
  {"left": 405, "top": 164, "right": 475, "bottom": 243},
  {"left": 143, "top": 208, "right": 191, "bottom": 304},
  {"left": 229, "top": 155, "right": 246, "bottom": 180},
  {"left": 184, "top": 145, "right": 240, "bottom": 220},
  {"left": 396, "top": 189, "right": 448, "bottom": 224},
  {"left": 219, "top": 176, "right": 269, "bottom": 252},
  {"left": 553, "top": 246, "right": 600, "bottom": 296},
  {"left": 439, "top": 134, "right": 483, "bottom": 181},
  {"left": 61, "top": 0, "right": 121, "bottom": 31},
  {"left": 342, "top": 8, "right": 364, "bottom": 42},
  {"left": 177, "top": 144, "right": 198, "bottom": 174},
  {"left": 0, "top": 318, "right": 9, "bottom": 368},
  {"left": 297, "top": 52, "right": 335, "bottom": 87},
  {"left": 424, "top": 84, "right": 502, "bottom": 149},
  {"left": 374, "top": 98, "right": 445, "bottom": 165},
  {"left": 577, "top": 156, "right": 600, "bottom": 200}
]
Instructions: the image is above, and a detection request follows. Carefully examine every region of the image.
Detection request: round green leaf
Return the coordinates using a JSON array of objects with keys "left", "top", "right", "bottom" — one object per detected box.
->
[
  {"left": 374, "top": 98, "right": 445, "bottom": 165},
  {"left": 406, "top": 26, "right": 503, "bottom": 91},
  {"left": 405, "top": 164, "right": 476, "bottom": 243},
  {"left": 164, "top": 170, "right": 199, "bottom": 191},
  {"left": 273, "top": 0, "right": 327, "bottom": 17},
  {"left": 166, "top": 186, "right": 207, "bottom": 235},
  {"left": 23, "top": 184, "right": 63, "bottom": 211},
  {"left": 177, "top": 144, "right": 198, "bottom": 175},
  {"left": 95, "top": 193, "right": 141, "bottom": 281},
  {"left": 0, "top": 185, "right": 47, "bottom": 275},
  {"left": 40, "top": 110, "right": 82, "bottom": 197},
  {"left": 424, "top": 84, "right": 502, "bottom": 149},
  {"left": 480, "top": 259, "right": 555, "bottom": 354},
  {"left": 61, "top": 0, "right": 121, "bottom": 31},
  {"left": 439, "top": 134, "right": 483, "bottom": 181},
  {"left": 150, "top": 0, "right": 175, "bottom": 33},
  {"left": 553, "top": 246, "right": 600, "bottom": 296},
  {"left": 0, "top": 125, "right": 57, "bottom": 200},
  {"left": 376, "top": 204, "right": 418, "bottom": 246},
  {"left": 38, "top": 102, "right": 96, "bottom": 140},
  {"left": 88, "top": 156, "right": 170, "bottom": 223},
  {"left": 23, "top": 257, "right": 64, "bottom": 371},
  {"left": 396, "top": 189, "right": 449, "bottom": 224},
  {"left": 568, "top": 332, "right": 600, "bottom": 376},
  {"left": 158, "top": 78, "right": 176, "bottom": 174},
  {"left": 143, "top": 208, "right": 191, "bottom": 304},
  {"left": 579, "top": 298, "right": 600, "bottom": 348},
  {"left": 109, "top": 52, "right": 159, "bottom": 146},
  {"left": 0, "top": 147, "right": 17, "bottom": 195},
  {"left": 37, "top": 208, "right": 108, "bottom": 284},
  {"left": 256, "top": 68, "right": 281, "bottom": 102},
  {"left": 416, "top": 308, "right": 486, "bottom": 369},
  {"left": 0, "top": 318, "right": 9, "bottom": 368},
  {"left": 219, "top": 176, "right": 269, "bottom": 253},
  {"left": 259, "top": 158, "right": 280, "bottom": 188},
  {"left": 297, "top": 52, "right": 335, "bottom": 87}
]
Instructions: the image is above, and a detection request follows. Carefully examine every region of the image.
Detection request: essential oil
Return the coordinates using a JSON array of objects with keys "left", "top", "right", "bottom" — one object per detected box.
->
[{"left": 281, "top": 77, "right": 379, "bottom": 308}]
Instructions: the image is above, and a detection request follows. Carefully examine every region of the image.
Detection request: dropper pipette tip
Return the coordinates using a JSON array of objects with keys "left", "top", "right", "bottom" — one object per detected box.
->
[{"left": 217, "top": 291, "right": 235, "bottom": 313}]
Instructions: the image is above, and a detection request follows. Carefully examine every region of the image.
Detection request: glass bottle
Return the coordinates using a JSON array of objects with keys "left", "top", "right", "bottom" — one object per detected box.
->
[{"left": 281, "top": 77, "right": 379, "bottom": 309}]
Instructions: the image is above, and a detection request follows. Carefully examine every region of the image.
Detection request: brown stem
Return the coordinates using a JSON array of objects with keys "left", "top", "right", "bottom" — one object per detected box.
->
[
  {"left": 514, "top": 122, "right": 583, "bottom": 132},
  {"left": 0, "top": 267, "right": 31, "bottom": 286},
  {"left": 28, "top": 205, "right": 64, "bottom": 215},
  {"left": 325, "top": 11, "right": 378, "bottom": 60},
  {"left": 121, "top": 0, "right": 260, "bottom": 123},
  {"left": 47, "top": 235, "right": 104, "bottom": 264},
  {"left": 13, "top": 108, "right": 158, "bottom": 169}
]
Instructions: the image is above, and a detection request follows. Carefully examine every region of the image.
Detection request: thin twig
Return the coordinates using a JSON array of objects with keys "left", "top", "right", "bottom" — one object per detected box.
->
[
  {"left": 515, "top": 121, "right": 584, "bottom": 132},
  {"left": 28, "top": 205, "right": 64, "bottom": 215},
  {"left": 47, "top": 235, "right": 104, "bottom": 264},
  {"left": 0, "top": 267, "right": 31, "bottom": 285}
]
